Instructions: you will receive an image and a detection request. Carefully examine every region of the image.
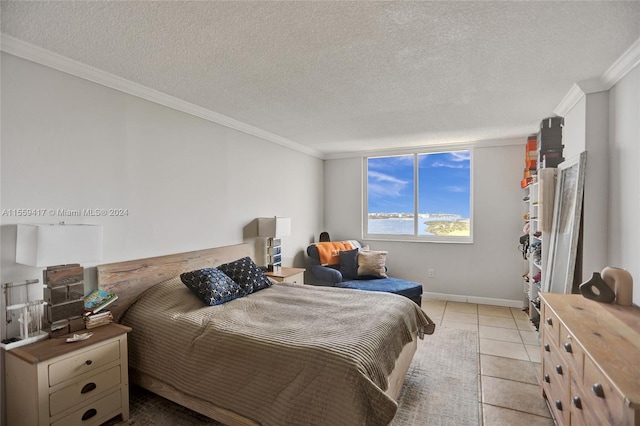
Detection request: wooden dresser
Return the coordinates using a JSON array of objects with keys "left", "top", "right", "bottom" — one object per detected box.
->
[
  {"left": 540, "top": 293, "right": 640, "bottom": 425},
  {"left": 5, "top": 323, "right": 131, "bottom": 426}
]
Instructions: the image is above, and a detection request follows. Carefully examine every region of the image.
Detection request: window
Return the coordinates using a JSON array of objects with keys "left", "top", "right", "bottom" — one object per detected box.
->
[{"left": 364, "top": 149, "right": 472, "bottom": 242}]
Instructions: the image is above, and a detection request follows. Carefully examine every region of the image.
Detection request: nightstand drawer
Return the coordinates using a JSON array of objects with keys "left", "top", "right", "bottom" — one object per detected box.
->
[
  {"left": 49, "top": 340, "right": 120, "bottom": 387},
  {"left": 49, "top": 365, "right": 121, "bottom": 416},
  {"left": 51, "top": 388, "right": 122, "bottom": 426}
]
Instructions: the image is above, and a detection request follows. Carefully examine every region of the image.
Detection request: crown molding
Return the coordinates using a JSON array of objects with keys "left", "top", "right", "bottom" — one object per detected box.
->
[
  {"left": 553, "top": 83, "right": 587, "bottom": 117},
  {"left": 323, "top": 137, "right": 524, "bottom": 160},
  {"left": 555, "top": 35, "right": 640, "bottom": 117},
  {"left": 601, "top": 35, "right": 640, "bottom": 89},
  {"left": 1, "top": 34, "right": 325, "bottom": 159}
]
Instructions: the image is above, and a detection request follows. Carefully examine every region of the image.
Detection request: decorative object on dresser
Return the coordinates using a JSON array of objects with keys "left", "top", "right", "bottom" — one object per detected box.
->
[
  {"left": 15, "top": 223, "right": 103, "bottom": 336},
  {"left": 540, "top": 292, "right": 640, "bottom": 425},
  {"left": 264, "top": 266, "right": 305, "bottom": 284},
  {"left": 257, "top": 216, "right": 291, "bottom": 271},
  {"left": 5, "top": 322, "right": 131, "bottom": 426}
]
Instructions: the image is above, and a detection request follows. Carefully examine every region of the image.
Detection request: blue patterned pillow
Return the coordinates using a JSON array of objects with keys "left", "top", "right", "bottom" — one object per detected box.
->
[
  {"left": 217, "top": 256, "right": 272, "bottom": 294},
  {"left": 180, "top": 268, "right": 246, "bottom": 306}
]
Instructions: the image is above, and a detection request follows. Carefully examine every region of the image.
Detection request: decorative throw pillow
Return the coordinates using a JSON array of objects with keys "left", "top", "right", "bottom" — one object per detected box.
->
[
  {"left": 357, "top": 250, "right": 388, "bottom": 278},
  {"left": 180, "top": 268, "right": 246, "bottom": 306},
  {"left": 217, "top": 256, "right": 272, "bottom": 294},
  {"left": 339, "top": 248, "right": 359, "bottom": 280}
]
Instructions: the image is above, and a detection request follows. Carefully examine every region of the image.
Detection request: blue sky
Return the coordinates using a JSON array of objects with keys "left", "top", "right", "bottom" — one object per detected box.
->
[{"left": 367, "top": 151, "right": 471, "bottom": 217}]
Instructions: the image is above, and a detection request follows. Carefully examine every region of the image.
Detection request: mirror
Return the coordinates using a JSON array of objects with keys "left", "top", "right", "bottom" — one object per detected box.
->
[{"left": 543, "top": 151, "right": 587, "bottom": 294}]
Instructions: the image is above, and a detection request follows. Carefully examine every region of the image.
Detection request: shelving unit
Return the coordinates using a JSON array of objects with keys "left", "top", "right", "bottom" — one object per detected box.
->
[
  {"left": 527, "top": 181, "right": 542, "bottom": 329},
  {"left": 523, "top": 168, "right": 557, "bottom": 331}
]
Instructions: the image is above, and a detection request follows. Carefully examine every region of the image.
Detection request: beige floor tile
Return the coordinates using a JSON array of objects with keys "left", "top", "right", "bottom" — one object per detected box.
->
[
  {"left": 423, "top": 298, "right": 447, "bottom": 307},
  {"left": 525, "top": 344, "right": 542, "bottom": 363},
  {"left": 483, "top": 404, "right": 555, "bottom": 426},
  {"left": 440, "top": 320, "right": 478, "bottom": 332},
  {"left": 479, "top": 315, "right": 517, "bottom": 329},
  {"left": 443, "top": 310, "right": 479, "bottom": 324},
  {"left": 519, "top": 330, "right": 540, "bottom": 346},
  {"left": 480, "top": 355, "right": 538, "bottom": 384},
  {"left": 532, "top": 362, "right": 542, "bottom": 384},
  {"left": 479, "top": 339, "right": 530, "bottom": 361},
  {"left": 445, "top": 301, "right": 478, "bottom": 314},
  {"left": 479, "top": 326, "right": 522, "bottom": 343},
  {"left": 481, "top": 376, "right": 551, "bottom": 418},
  {"left": 478, "top": 305, "right": 513, "bottom": 318},
  {"left": 516, "top": 319, "right": 537, "bottom": 331},
  {"left": 510, "top": 307, "right": 530, "bottom": 320}
]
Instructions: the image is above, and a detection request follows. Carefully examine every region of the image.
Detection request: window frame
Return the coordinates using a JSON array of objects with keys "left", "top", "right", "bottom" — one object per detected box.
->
[{"left": 362, "top": 148, "right": 474, "bottom": 244}]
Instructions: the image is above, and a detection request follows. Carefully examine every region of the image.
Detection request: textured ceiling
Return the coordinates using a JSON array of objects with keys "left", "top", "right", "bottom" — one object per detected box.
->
[{"left": 2, "top": 1, "right": 640, "bottom": 156}]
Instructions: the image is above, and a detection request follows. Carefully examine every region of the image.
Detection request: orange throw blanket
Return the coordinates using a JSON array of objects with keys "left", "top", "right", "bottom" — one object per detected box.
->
[{"left": 313, "top": 241, "right": 353, "bottom": 266}]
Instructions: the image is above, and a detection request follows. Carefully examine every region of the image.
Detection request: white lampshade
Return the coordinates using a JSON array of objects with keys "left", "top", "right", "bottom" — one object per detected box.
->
[
  {"left": 257, "top": 217, "right": 291, "bottom": 238},
  {"left": 16, "top": 223, "right": 103, "bottom": 267}
]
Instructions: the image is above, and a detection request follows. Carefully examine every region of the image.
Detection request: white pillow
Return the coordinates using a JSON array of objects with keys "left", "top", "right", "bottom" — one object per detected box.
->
[{"left": 357, "top": 250, "right": 388, "bottom": 278}]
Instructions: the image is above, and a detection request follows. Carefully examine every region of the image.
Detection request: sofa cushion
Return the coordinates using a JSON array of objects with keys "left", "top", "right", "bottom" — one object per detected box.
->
[
  {"left": 357, "top": 250, "right": 388, "bottom": 278},
  {"left": 337, "top": 277, "right": 423, "bottom": 306},
  {"left": 339, "top": 248, "right": 359, "bottom": 280},
  {"left": 313, "top": 241, "right": 354, "bottom": 266}
]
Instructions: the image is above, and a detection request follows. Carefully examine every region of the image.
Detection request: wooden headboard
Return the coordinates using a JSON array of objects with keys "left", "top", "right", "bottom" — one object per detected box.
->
[{"left": 97, "top": 243, "right": 250, "bottom": 321}]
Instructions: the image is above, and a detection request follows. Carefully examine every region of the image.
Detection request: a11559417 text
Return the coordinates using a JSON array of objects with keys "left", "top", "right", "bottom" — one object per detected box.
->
[{"left": 1, "top": 208, "right": 129, "bottom": 217}]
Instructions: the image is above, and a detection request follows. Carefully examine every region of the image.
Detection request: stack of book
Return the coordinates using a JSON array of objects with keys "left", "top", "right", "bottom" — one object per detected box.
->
[
  {"left": 84, "top": 310, "right": 113, "bottom": 329},
  {"left": 84, "top": 289, "right": 118, "bottom": 329}
]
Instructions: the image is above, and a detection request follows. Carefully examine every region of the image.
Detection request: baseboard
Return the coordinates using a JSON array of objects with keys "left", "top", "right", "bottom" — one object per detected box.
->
[{"left": 423, "top": 292, "right": 523, "bottom": 308}]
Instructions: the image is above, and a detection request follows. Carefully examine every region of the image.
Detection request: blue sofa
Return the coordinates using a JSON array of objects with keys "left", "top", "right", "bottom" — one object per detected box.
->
[{"left": 306, "top": 241, "right": 423, "bottom": 306}]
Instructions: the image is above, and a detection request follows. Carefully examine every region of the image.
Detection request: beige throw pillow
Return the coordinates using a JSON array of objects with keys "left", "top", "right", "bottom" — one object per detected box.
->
[{"left": 357, "top": 250, "right": 388, "bottom": 278}]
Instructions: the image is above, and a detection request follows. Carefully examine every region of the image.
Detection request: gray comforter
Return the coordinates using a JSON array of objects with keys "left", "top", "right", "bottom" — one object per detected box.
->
[{"left": 122, "top": 277, "right": 431, "bottom": 426}]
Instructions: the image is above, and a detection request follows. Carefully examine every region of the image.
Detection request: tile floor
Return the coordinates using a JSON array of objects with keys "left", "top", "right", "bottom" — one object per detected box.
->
[{"left": 422, "top": 299, "right": 555, "bottom": 425}]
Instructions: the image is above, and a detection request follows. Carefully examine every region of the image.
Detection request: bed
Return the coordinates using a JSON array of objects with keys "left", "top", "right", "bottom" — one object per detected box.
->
[{"left": 97, "top": 243, "right": 434, "bottom": 426}]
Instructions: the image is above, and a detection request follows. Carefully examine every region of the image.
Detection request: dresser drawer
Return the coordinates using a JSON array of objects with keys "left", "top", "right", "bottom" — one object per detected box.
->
[
  {"left": 49, "top": 340, "right": 120, "bottom": 387},
  {"left": 541, "top": 303, "right": 561, "bottom": 347},
  {"left": 570, "top": 374, "right": 601, "bottom": 426},
  {"left": 51, "top": 388, "right": 122, "bottom": 426},
  {"left": 559, "top": 323, "right": 584, "bottom": 377},
  {"left": 543, "top": 366, "right": 569, "bottom": 425},
  {"left": 543, "top": 341, "right": 570, "bottom": 394},
  {"left": 49, "top": 365, "right": 121, "bottom": 416},
  {"left": 583, "top": 356, "right": 629, "bottom": 425}
]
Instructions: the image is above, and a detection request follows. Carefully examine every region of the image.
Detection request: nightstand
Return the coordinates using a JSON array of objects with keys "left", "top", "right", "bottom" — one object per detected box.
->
[
  {"left": 264, "top": 267, "right": 306, "bottom": 284},
  {"left": 5, "top": 323, "right": 131, "bottom": 426}
]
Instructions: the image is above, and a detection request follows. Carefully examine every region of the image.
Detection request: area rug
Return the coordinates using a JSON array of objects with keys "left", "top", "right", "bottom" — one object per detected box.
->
[{"left": 105, "top": 328, "right": 479, "bottom": 426}]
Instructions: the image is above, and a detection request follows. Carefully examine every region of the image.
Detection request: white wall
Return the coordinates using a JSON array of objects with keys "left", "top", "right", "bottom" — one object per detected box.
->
[
  {"left": 0, "top": 52, "right": 324, "bottom": 336},
  {"left": 608, "top": 64, "right": 640, "bottom": 306},
  {"left": 324, "top": 142, "right": 526, "bottom": 306}
]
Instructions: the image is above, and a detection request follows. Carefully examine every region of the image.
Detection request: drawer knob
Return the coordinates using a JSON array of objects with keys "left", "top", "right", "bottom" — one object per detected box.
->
[
  {"left": 546, "top": 317, "right": 553, "bottom": 326},
  {"left": 544, "top": 344, "right": 550, "bottom": 352},
  {"left": 85, "top": 359, "right": 93, "bottom": 366},
  {"left": 544, "top": 374, "right": 550, "bottom": 383},
  {"left": 573, "top": 396, "right": 582, "bottom": 409},
  {"left": 81, "top": 408, "right": 97, "bottom": 421},
  {"left": 563, "top": 342, "right": 573, "bottom": 353},
  {"left": 592, "top": 383, "right": 605, "bottom": 398},
  {"left": 556, "top": 365, "right": 563, "bottom": 375},
  {"left": 555, "top": 400, "right": 563, "bottom": 411},
  {"left": 81, "top": 382, "right": 97, "bottom": 394}
]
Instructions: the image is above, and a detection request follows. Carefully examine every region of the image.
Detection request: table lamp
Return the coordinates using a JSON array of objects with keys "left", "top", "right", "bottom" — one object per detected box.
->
[
  {"left": 257, "top": 217, "right": 291, "bottom": 271},
  {"left": 16, "top": 223, "right": 103, "bottom": 336}
]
